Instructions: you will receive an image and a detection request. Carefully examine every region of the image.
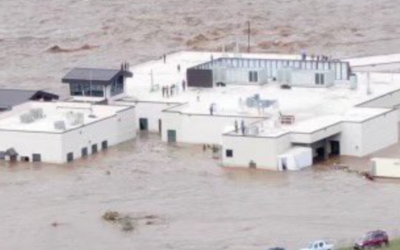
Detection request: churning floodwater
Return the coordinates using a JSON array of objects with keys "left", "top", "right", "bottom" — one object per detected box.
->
[
  {"left": 1, "top": 0, "right": 400, "bottom": 249},
  {"left": 1, "top": 134, "right": 400, "bottom": 250}
]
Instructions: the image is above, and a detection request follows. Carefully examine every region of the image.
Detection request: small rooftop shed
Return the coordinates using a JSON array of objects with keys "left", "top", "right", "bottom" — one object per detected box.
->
[
  {"left": 0, "top": 89, "right": 59, "bottom": 112},
  {"left": 187, "top": 57, "right": 351, "bottom": 88},
  {"left": 62, "top": 64, "right": 133, "bottom": 102}
]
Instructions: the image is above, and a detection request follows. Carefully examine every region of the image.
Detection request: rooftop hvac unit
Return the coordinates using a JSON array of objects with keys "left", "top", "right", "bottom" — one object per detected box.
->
[
  {"left": 30, "top": 108, "right": 44, "bottom": 120},
  {"left": 54, "top": 120, "right": 66, "bottom": 131},
  {"left": 20, "top": 113, "right": 35, "bottom": 124},
  {"left": 66, "top": 112, "right": 84, "bottom": 126}
]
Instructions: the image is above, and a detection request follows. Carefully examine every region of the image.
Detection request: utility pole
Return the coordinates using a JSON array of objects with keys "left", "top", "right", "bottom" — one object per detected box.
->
[{"left": 247, "top": 21, "right": 251, "bottom": 53}]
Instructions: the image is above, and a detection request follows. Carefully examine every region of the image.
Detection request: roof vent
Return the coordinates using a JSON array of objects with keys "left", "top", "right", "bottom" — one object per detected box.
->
[{"left": 54, "top": 121, "right": 66, "bottom": 131}]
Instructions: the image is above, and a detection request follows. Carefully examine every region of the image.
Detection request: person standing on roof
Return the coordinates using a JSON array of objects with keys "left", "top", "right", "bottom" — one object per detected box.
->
[
  {"left": 182, "top": 80, "right": 186, "bottom": 91},
  {"left": 234, "top": 120, "right": 239, "bottom": 133}
]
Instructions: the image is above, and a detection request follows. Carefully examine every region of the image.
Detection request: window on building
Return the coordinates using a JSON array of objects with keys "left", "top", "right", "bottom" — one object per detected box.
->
[
  {"left": 226, "top": 149, "right": 233, "bottom": 158},
  {"left": 102, "top": 140, "right": 108, "bottom": 150},
  {"left": 81, "top": 147, "right": 88, "bottom": 157},
  {"left": 92, "top": 144, "right": 98, "bottom": 154},
  {"left": 67, "top": 152, "right": 74, "bottom": 162},
  {"left": 32, "top": 154, "right": 41, "bottom": 162},
  {"left": 249, "top": 71, "right": 258, "bottom": 82},
  {"left": 70, "top": 83, "right": 83, "bottom": 96},
  {"left": 70, "top": 83, "right": 104, "bottom": 97},
  {"left": 111, "top": 76, "right": 124, "bottom": 96},
  {"left": 315, "top": 73, "right": 325, "bottom": 85},
  {"left": 21, "top": 156, "right": 30, "bottom": 162},
  {"left": 91, "top": 84, "right": 104, "bottom": 97}
]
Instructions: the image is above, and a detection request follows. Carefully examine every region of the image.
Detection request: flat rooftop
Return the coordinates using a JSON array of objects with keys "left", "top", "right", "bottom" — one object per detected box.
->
[
  {"left": 123, "top": 52, "right": 400, "bottom": 129},
  {"left": 0, "top": 101, "right": 130, "bottom": 133}
]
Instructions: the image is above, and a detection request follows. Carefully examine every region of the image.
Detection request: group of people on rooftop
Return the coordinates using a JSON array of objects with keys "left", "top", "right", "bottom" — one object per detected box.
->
[
  {"left": 161, "top": 80, "right": 187, "bottom": 98},
  {"left": 301, "top": 51, "right": 333, "bottom": 62},
  {"left": 234, "top": 120, "right": 246, "bottom": 135}
]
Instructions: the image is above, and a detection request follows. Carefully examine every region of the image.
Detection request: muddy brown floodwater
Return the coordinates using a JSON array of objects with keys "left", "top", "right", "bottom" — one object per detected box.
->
[
  {"left": 1, "top": 0, "right": 400, "bottom": 249},
  {"left": 0, "top": 134, "right": 400, "bottom": 250}
]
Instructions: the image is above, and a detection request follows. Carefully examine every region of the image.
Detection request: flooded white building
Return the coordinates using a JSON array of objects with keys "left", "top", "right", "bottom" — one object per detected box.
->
[
  {"left": 0, "top": 101, "right": 135, "bottom": 163},
  {"left": 1, "top": 51, "right": 400, "bottom": 168},
  {"left": 121, "top": 51, "right": 400, "bottom": 171}
]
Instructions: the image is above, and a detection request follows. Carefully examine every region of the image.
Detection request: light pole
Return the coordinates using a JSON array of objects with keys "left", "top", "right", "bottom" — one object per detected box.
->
[{"left": 247, "top": 21, "right": 251, "bottom": 53}]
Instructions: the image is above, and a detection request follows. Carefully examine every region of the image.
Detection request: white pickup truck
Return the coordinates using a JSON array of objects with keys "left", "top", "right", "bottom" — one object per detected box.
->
[{"left": 300, "top": 240, "right": 335, "bottom": 250}]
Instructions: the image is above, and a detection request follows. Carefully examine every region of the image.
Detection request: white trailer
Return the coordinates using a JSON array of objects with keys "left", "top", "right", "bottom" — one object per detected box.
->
[
  {"left": 371, "top": 158, "right": 400, "bottom": 178},
  {"left": 278, "top": 147, "right": 313, "bottom": 171}
]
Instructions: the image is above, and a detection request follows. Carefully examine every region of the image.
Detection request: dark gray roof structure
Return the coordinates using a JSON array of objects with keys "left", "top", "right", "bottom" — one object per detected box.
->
[
  {"left": 0, "top": 89, "right": 59, "bottom": 110},
  {"left": 62, "top": 67, "right": 133, "bottom": 85},
  {"left": 5, "top": 148, "right": 18, "bottom": 156}
]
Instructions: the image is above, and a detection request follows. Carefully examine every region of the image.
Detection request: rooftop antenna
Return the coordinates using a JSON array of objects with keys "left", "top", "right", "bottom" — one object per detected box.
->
[
  {"left": 222, "top": 43, "right": 228, "bottom": 57},
  {"left": 247, "top": 21, "right": 251, "bottom": 53},
  {"left": 90, "top": 68, "right": 93, "bottom": 98},
  {"left": 234, "top": 36, "right": 241, "bottom": 58},
  {"left": 150, "top": 69, "right": 154, "bottom": 89}
]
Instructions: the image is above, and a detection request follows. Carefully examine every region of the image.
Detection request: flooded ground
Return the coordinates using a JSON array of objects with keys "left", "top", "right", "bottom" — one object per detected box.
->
[
  {"left": 1, "top": 0, "right": 400, "bottom": 249},
  {"left": 1, "top": 0, "right": 400, "bottom": 97},
  {"left": 1, "top": 134, "right": 400, "bottom": 250}
]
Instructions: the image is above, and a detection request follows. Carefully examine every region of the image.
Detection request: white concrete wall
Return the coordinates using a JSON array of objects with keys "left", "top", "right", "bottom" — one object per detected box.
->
[
  {"left": 161, "top": 111, "right": 182, "bottom": 142},
  {"left": 61, "top": 107, "right": 136, "bottom": 163},
  {"left": 221, "top": 134, "right": 292, "bottom": 170},
  {"left": 0, "top": 106, "right": 136, "bottom": 164},
  {"left": 290, "top": 70, "right": 334, "bottom": 87},
  {"left": 0, "top": 131, "right": 63, "bottom": 163},
  {"left": 115, "top": 107, "right": 136, "bottom": 143},
  {"left": 359, "top": 89, "right": 400, "bottom": 110},
  {"left": 161, "top": 111, "right": 263, "bottom": 144},
  {"left": 291, "top": 123, "right": 342, "bottom": 144},
  {"left": 340, "top": 110, "right": 398, "bottom": 157},
  {"left": 360, "top": 110, "right": 398, "bottom": 156},
  {"left": 135, "top": 102, "right": 178, "bottom": 133}
]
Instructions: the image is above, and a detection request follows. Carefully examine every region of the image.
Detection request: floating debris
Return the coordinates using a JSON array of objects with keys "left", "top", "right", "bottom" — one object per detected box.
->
[
  {"left": 46, "top": 44, "right": 99, "bottom": 53},
  {"left": 102, "top": 211, "right": 164, "bottom": 232}
]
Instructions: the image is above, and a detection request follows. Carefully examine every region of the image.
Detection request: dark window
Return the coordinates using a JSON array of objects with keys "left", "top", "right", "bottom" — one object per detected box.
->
[
  {"left": 226, "top": 149, "right": 233, "bottom": 158},
  {"left": 70, "top": 83, "right": 83, "bottom": 96},
  {"left": 139, "top": 118, "right": 148, "bottom": 131},
  {"left": 92, "top": 144, "right": 98, "bottom": 154},
  {"left": 67, "top": 152, "right": 74, "bottom": 162},
  {"left": 111, "top": 76, "right": 124, "bottom": 96},
  {"left": 81, "top": 147, "right": 88, "bottom": 157},
  {"left": 91, "top": 84, "right": 104, "bottom": 97},
  {"left": 249, "top": 71, "right": 258, "bottom": 82},
  {"left": 102, "top": 140, "right": 108, "bottom": 150},
  {"left": 70, "top": 83, "right": 104, "bottom": 97},
  {"left": 167, "top": 130, "right": 177, "bottom": 143},
  {"left": 32, "top": 154, "right": 41, "bottom": 162},
  {"left": 21, "top": 156, "right": 30, "bottom": 162},
  {"left": 315, "top": 73, "right": 325, "bottom": 85}
]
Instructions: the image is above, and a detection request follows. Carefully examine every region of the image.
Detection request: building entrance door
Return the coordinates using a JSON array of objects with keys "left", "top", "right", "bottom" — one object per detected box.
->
[
  {"left": 167, "top": 130, "right": 176, "bottom": 143},
  {"left": 139, "top": 118, "right": 148, "bottom": 131},
  {"left": 330, "top": 141, "right": 340, "bottom": 156}
]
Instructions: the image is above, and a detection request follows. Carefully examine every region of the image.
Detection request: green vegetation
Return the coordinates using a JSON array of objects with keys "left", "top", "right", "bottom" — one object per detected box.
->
[{"left": 340, "top": 239, "right": 400, "bottom": 250}]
